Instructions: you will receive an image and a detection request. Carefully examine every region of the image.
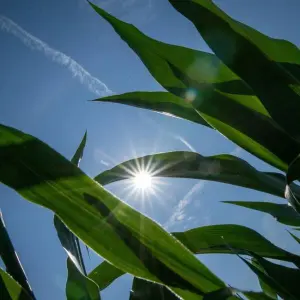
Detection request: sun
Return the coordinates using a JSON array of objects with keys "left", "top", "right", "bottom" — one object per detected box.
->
[{"left": 133, "top": 171, "right": 153, "bottom": 190}]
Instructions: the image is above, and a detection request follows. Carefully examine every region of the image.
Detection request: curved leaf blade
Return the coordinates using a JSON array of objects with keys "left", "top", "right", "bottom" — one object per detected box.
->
[
  {"left": 250, "top": 254, "right": 300, "bottom": 299},
  {"left": 95, "top": 151, "right": 287, "bottom": 198},
  {"left": 89, "top": 2, "right": 250, "bottom": 95},
  {"left": 88, "top": 224, "right": 299, "bottom": 291},
  {"left": 0, "top": 124, "right": 225, "bottom": 298},
  {"left": 286, "top": 154, "right": 300, "bottom": 214},
  {"left": 169, "top": 0, "right": 300, "bottom": 139},
  {"left": 223, "top": 201, "right": 300, "bottom": 227},
  {"left": 172, "top": 224, "right": 298, "bottom": 263},
  {"left": 130, "top": 277, "right": 179, "bottom": 300},
  {"left": 0, "top": 268, "right": 32, "bottom": 300},
  {"left": 90, "top": 3, "right": 300, "bottom": 171},
  {"left": 66, "top": 258, "right": 100, "bottom": 300},
  {"left": 53, "top": 132, "right": 98, "bottom": 299},
  {"left": 0, "top": 212, "right": 34, "bottom": 299},
  {"left": 94, "top": 91, "right": 212, "bottom": 127},
  {"left": 88, "top": 261, "right": 124, "bottom": 292}
]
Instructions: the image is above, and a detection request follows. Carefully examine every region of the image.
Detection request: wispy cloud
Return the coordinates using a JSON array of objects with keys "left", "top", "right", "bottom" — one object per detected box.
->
[
  {"left": 174, "top": 135, "right": 196, "bottom": 152},
  {"left": 0, "top": 15, "right": 112, "bottom": 96},
  {"left": 164, "top": 181, "right": 206, "bottom": 230}
]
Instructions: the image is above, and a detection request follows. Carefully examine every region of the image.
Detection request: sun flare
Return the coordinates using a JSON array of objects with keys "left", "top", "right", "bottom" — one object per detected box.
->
[{"left": 133, "top": 171, "right": 153, "bottom": 190}]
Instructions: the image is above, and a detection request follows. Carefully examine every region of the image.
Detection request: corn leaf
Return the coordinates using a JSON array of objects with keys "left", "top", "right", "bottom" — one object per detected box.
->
[
  {"left": 130, "top": 277, "right": 180, "bottom": 300},
  {"left": 94, "top": 91, "right": 212, "bottom": 127},
  {"left": 172, "top": 224, "right": 298, "bottom": 263},
  {"left": 249, "top": 253, "right": 300, "bottom": 299},
  {"left": 53, "top": 132, "right": 99, "bottom": 300},
  {"left": 202, "top": 288, "right": 234, "bottom": 300},
  {"left": 0, "top": 123, "right": 226, "bottom": 299},
  {"left": 0, "top": 212, "right": 34, "bottom": 299},
  {"left": 90, "top": 2, "right": 300, "bottom": 171},
  {"left": 286, "top": 154, "right": 300, "bottom": 214},
  {"left": 253, "top": 259, "right": 278, "bottom": 300},
  {"left": 288, "top": 231, "right": 300, "bottom": 245},
  {"left": 169, "top": 0, "right": 300, "bottom": 140},
  {"left": 243, "top": 292, "right": 277, "bottom": 300},
  {"left": 88, "top": 224, "right": 299, "bottom": 291},
  {"left": 95, "top": 151, "right": 288, "bottom": 198},
  {"left": 223, "top": 201, "right": 300, "bottom": 227},
  {"left": 88, "top": 261, "right": 124, "bottom": 291},
  {"left": 0, "top": 268, "right": 32, "bottom": 300},
  {"left": 66, "top": 258, "right": 100, "bottom": 300}
]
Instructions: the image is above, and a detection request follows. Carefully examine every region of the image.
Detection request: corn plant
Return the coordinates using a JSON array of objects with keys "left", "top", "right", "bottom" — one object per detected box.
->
[{"left": 2, "top": 0, "right": 300, "bottom": 299}]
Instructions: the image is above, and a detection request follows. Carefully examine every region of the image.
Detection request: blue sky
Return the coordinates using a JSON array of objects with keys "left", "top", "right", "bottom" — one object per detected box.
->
[{"left": 1, "top": 0, "right": 300, "bottom": 299}]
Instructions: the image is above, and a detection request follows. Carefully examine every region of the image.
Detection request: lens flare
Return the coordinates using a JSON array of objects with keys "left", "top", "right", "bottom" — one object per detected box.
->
[{"left": 133, "top": 171, "right": 153, "bottom": 190}]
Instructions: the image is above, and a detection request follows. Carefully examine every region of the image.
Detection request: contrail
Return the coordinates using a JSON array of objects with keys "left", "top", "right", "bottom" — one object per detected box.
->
[{"left": 0, "top": 15, "right": 112, "bottom": 96}]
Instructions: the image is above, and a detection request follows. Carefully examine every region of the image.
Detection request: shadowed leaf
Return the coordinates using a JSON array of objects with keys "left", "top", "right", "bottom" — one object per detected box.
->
[
  {"left": 0, "top": 212, "right": 34, "bottom": 299},
  {"left": 0, "top": 268, "right": 32, "bottom": 300},
  {"left": 94, "top": 91, "right": 212, "bottom": 127},
  {"left": 90, "top": 2, "right": 300, "bottom": 171},
  {"left": 88, "top": 261, "right": 124, "bottom": 291},
  {"left": 223, "top": 201, "right": 300, "bottom": 227},
  {"left": 95, "top": 151, "right": 289, "bottom": 198},
  {"left": 169, "top": 0, "right": 300, "bottom": 140},
  {"left": 0, "top": 124, "right": 225, "bottom": 299}
]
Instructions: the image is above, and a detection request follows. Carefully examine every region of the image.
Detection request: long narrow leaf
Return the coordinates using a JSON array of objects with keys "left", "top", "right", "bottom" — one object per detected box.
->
[
  {"left": 285, "top": 154, "right": 300, "bottom": 213},
  {"left": 53, "top": 132, "right": 98, "bottom": 299},
  {"left": 0, "top": 124, "right": 225, "bottom": 298},
  {"left": 223, "top": 201, "right": 300, "bottom": 227},
  {"left": 130, "top": 277, "right": 179, "bottom": 300},
  {"left": 88, "top": 224, "right": 299, "bottom": 291},
  {"left": 169, "top": 0, "right": 300, "bottom": 140},
  {"left": 0, "top": 211, "right": 35, "bottom": 299},
  {"left": 0, "top": 268, "right": 32, "bottom": 300},
  {"left": 90, "top": 2, "right": 300, "bottom": 171},
  {"left": 172, "top": 224, "right": 298, "bottom": 263},
  {"left": 95, "top": 151, "right": 288, "bottom": 198},
  {"left": 251, "top": 253, "right": 300, "bottom": 299},
  {"left": 66, "top": 258, "right": 100, "bottom": 300},
  {"left": 88, "top": 261, "right": 124, "bottom": 291},
  {"left": 94, "top": 91, "right": 212, "bottom": 127}
]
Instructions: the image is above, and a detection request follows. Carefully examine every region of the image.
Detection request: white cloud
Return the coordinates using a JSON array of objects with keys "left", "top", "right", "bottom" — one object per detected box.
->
[
  {"left": 0, "top": 15, "right": 112, "bottom": 97},
  {"left": 174, "top": 135, "right": 196, "bottom": 152},
  {"left": 164, "top": 181, "right": 206, "bottom": 229}
]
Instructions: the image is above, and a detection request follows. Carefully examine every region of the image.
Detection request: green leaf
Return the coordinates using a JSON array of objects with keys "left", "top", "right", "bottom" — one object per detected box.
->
[
  {"left": 243, "top": 292, "right": 276, "bottom": 300},
  {"left": 288, "top": 231, "right": 300, "bottom": 245},
  {"left": 250, "top": 258, "right": 278, "bottom": 300},
  {"left": 0, "top": 268, "right": 32, "bottom": 300},
  {"left": 223, "top": 201, "right": 300, "bottom": 227},
  {"left": 66, "top": 258, "right": 100, "bottom": 300},
  {"left": 95, "top": 151, "right": 288, "bottom": 198},
  {"left": 169, "top": 0, "right": 300, "bottom": 140},
  {"left": 88, "top": 261, "right": 124, "bottom": 291},
  {"left": 167, "top": 61, "right": 299, "bottom": 172},
  {"left": 90, "top": 2, "right": 300, "bottom": 172},
  {"left": 94, "top": 91, "right": 212, "bottom": 128},
  {"left": 130, "top": 277, "right": 179, "bottom": 300},
  {"left": 53, "top": 132, "right": 98, "bottom": 299},
  {"left": 250, "top": 253, "right": 300, "bottom": 299},
  {"left": 87, "top": 224, "right": 299, "bottom": 291},
  {"left": 71, "top": 131, "right": 87, "bottom": 166},
  {"left": 89, "top": 3, "right": 251, "bottom": 96},
  {"left": 0, "top": 212, "right": 34, "bottom": 299},
  {"left": 0, "top": 124, "right": 225, "bottom": 298},
  {"left": 286, "top": 154, "right": 300, "bottom": 214},
  {"left": 239, "top": 257, "right": 291, "bottom": 300},
  {"left": 172, "top": 224, "right": 298, "bottom": 263},
  {"left": 203, "top": 288, "right": 233, "bottom": 300}
]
